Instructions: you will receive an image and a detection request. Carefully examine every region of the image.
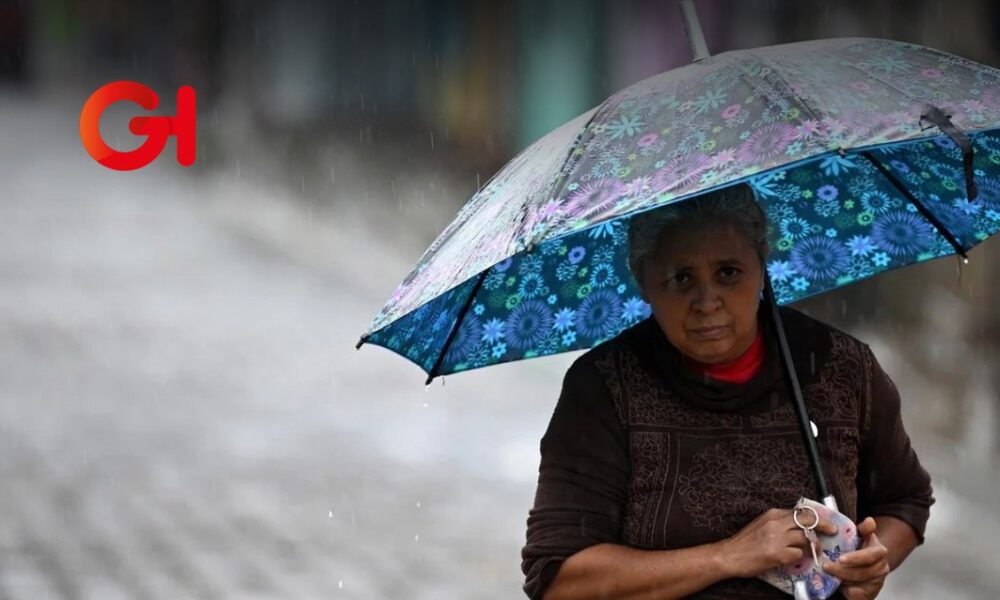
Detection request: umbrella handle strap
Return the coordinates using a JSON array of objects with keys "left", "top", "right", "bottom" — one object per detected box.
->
[{"left": 921, "top": 104, "right": 978, "bottom": 201}]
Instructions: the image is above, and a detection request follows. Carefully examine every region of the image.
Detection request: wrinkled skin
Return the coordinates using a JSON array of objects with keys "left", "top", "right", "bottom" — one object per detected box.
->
[{"left": 639, "top": 221, "right": 764, "bottom": 364}]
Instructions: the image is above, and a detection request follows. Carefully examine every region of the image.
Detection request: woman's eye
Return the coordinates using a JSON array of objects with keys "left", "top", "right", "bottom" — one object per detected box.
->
[
  {"left": 720, "top": 267, "right": 741, "bottom": 279},
  {"left": 668, "top": 273, "right": 690, "bottom": 286}
]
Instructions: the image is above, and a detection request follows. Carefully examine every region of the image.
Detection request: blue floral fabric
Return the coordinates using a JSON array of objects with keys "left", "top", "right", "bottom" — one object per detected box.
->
[
  {"left": 365, "top": 129, "right": 1000, "bottom": 379},
  {"left": 360, "top": 38, "right": 1000, "bottom": 380}
]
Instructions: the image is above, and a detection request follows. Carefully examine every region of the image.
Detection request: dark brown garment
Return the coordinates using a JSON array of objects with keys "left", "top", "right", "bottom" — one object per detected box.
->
[{"left": 521, "top": 304, "right": 934, "bottom": 600}]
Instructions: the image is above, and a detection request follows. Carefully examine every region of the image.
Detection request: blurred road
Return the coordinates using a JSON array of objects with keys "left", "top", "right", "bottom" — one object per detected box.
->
[{"left": 0, "top": 90, "right": 998, "bottom": 599}]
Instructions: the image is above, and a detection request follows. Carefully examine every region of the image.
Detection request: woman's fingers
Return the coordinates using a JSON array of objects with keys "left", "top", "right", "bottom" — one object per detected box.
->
[
  {"left": 784, "top": 527, "right": 812, "bottom": 549},
  {"left": 824, "top": 558, "right": 890, "bottom": 583},
  {"left": 836, "top": 538, "right": 888, "bottom": 567},
  {"left": 783, "top": 509, "right": 838, "bottom": 536},
  {"left": 816, "top": 516, "right": 839, "bottom": 536},
  {"left": 826, "top": 540, "right": 889, "bottom": 583},
  {"left": 856, "top": 516, "right": 877, "bottom": 538}
]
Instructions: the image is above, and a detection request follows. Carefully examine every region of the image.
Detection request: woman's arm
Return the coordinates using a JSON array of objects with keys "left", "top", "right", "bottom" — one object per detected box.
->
[
  {"left": 522, "top": 357, "right": 633, "bottom": 599},
  {"left": 873, "top": 515, "right": 918, "bottom": 571},
  {"left": 523, "top": 358, "right": 744, "bottom": 600},
  {"left": 822, "top": 345, "right": 935, "bottom": 599},
  {"left": 856, "top": 344, "right": 935, "bottom": 546},
  {"left": 542, "top": 540, "right": 730, "bottom": 600},
  {"left": 543, "top": 507, "right": 837, "bottom": 600}
]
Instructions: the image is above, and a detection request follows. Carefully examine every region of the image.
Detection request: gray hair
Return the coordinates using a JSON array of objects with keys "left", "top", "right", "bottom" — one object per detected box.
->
[{"left": 627, "top": 182, "right": 768, "bottom": 296}]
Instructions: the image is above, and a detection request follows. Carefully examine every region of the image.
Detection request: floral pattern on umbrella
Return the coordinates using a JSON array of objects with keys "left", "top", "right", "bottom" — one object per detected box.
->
[{"left": 360, "top": 38, "right": 1000, "bottom": 380}]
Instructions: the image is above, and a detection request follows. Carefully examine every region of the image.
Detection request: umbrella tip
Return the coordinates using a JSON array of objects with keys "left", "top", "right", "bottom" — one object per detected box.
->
[{"left": 355, "top": 334, "right": 369, "bottom": 350}]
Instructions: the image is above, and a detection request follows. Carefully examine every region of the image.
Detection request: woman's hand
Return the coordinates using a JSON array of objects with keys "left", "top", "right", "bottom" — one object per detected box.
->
[
  {"left": 823, "top": 517, "right": 890, "bottom": 600},
  {"left": 718, "top": 508, "right": 839, "bottom": 579}
]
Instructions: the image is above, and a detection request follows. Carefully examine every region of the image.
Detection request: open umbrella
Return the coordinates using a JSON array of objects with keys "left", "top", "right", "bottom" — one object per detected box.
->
[{"left": 356, "top": 3, "right": 1000, "bottom": 509}]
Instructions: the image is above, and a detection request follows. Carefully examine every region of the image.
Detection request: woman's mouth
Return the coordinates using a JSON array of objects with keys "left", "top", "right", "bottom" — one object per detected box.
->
[{"left": 691, "top": 326, "right": 729, "bottom": 340}]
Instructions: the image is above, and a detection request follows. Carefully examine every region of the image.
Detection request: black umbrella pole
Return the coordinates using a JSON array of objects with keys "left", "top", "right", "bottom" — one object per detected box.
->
[{"left": 762, "top": 273, "right": 835, "bottom": 508}]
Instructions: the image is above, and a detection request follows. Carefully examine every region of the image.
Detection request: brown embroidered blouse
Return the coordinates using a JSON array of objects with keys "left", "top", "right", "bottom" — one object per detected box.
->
[{"left": 521, "top": 304, "right": 934, "bottom": 599}]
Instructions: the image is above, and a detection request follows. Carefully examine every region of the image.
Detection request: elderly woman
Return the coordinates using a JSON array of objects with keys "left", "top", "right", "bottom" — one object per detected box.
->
[{"left": 520, "top": 183, "right": 934, "bottom": 600}]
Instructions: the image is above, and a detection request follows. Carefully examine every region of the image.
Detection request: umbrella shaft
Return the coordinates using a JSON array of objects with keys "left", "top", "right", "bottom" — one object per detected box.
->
[
  {"left": 764, "top": 272, "right": 832, "bottom": 502},
  {"left": 679, "top": 0, "right": 710, "bottom": 62}
]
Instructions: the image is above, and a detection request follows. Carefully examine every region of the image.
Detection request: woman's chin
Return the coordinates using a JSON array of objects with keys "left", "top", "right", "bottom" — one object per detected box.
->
[{"left": 684, "top": 339, "right": 737, "bottom": 364}]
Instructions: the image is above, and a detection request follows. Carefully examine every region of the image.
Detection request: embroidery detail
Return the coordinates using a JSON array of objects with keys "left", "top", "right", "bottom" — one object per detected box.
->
[
  {"left": 623, "top": 431, "right": 670, "bottom": 547},
  {"left": 594, "top": 351, "right": 629, "bottom": 426},
  {"left": 861, "top": 344, "right": 875, "bottom": 439},
  {"left": 677, "top": 436, "right": 813, "bottom": 534},
  {"left": 618, "top": 350, "right": 742, "bottom": 429},
  {"left": 749, "top": 329, "right": 864, "bottom": 429},
  {"left": 825, "top": 427, "right": 861, "bottom": 521},
  {"left": 583, "top": 310, "right": 868, "bottom": 558}
]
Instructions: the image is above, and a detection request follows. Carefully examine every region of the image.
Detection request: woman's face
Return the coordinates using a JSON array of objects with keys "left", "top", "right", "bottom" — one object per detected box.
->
[{"left": 640, "top": 221, "right": 764, "bottom": 364}]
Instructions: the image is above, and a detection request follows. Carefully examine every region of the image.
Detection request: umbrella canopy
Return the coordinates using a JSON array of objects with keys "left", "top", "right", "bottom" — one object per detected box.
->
[{"left": 357, "top": 37, "right": 1000, "bottom": 383}]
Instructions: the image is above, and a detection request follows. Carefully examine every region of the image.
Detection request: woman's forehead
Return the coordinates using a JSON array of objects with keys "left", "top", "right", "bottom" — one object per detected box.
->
[{"left": 650, "top": 223, "right": 757, "bottom": 263}]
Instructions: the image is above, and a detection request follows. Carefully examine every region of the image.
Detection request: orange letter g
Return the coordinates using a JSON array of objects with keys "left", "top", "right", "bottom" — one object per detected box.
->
[{"left": 80, "top": 81, "right": 195, "bottom": 171}]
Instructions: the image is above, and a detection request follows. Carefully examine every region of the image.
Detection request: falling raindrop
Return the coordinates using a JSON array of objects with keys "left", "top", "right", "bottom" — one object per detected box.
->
[
  {"left": 414, "top": 533, "right": 420, "bottom": 542},
  {"left": 416, "top": 501, "right": 421, "bottom": 508},
  {"left": 236, "top": 160, "right": 240, "bottom": 178},
  {"left": 441, "top": 377, "right": 445, "bottom": 386},
  {"left": 422, "top": 402, "right": 429, "bottom": 408},
  {"left": 328, "top": 510, "right": 334, "bottom": 518},
  {"left": 430, "top": 130, "right": 435, "bottom": 150},
  {"left": 338, "top": 580, "right": 343, "bottom": 589}
]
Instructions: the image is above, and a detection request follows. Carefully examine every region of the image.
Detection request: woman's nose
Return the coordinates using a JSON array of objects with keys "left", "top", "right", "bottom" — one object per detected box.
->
[{"left": 691, "top": 282, "right": 723, "bottom": 312}]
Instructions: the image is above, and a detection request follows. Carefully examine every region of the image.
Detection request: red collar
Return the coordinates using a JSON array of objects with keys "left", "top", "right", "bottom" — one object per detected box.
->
[{"left": 682, "top": 329, "right": 765, "bottom": 384}]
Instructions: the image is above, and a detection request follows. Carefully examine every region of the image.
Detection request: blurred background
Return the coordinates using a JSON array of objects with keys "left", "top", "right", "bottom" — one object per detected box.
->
[{"left": 1, "top": 0, "right": 999, "bottom": 598}]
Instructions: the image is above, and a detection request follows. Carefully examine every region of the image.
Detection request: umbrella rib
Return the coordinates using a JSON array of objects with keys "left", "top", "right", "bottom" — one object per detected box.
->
[
  {"left": 860, "top": 151, "right": 969, "bottom": 259},
  {"left": 745, "top": 49, "right": 825, "bottom": 127},
  {"left": 425, "top": 270, "right": 488, "bottom": 385},
  {"left": 530, "top": 109, "right": 609, "bottom": 249}
]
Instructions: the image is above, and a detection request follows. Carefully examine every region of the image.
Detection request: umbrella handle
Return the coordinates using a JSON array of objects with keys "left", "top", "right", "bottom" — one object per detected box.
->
[{"left": 763, "top": 270, "right": 834, "bottom": 504}]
